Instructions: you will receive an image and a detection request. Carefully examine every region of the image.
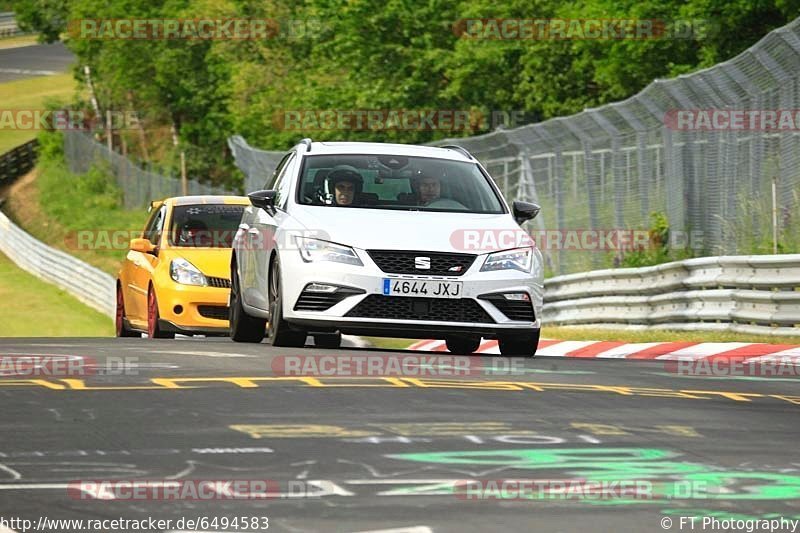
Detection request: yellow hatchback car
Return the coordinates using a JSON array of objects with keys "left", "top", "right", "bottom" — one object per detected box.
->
[{"left": 115, "top": 195, "right": 250, "bottom": 338}]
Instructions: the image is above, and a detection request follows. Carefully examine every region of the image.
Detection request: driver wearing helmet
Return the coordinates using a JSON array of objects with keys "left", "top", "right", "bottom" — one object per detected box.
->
[
  {"left": 327, "top": 165, "right": 363, "bottom": 206},
  {"left": 178, "top": 219, "right": 210, "bottom": 246}
]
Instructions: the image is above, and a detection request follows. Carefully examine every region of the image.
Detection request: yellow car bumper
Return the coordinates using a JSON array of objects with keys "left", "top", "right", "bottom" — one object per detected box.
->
[{"left": 155, "top": 282, "right": 231, "bottom": 335}]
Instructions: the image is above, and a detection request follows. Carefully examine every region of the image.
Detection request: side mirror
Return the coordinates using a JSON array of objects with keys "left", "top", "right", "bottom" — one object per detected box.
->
[
  {"left": 129, "top": 238, "right": 156, "bottom": 254},
  {"left": 512, "top": 201, "right": 541, "bottom": 225},
  {"left": 248, "top": 190, "right": 278, "bottom": 214}
]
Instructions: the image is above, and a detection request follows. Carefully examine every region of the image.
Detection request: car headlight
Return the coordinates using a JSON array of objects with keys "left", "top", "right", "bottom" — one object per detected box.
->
[
  {"left": 480, "top": 247, "right": 533, "bottom": 273},
  {"left": 170, "top": 258, "right": 207, "bottom": 286},
  {"left": 294, "top": 237, "right": 363, "bottom": 266}
]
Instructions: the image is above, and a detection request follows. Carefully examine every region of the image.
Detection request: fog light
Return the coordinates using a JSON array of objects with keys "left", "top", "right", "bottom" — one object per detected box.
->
[
  {"left": 503, "top": 292, "right": 530, "bottom": 301},
  {"left": 305, "top": 283, "right": 339, "bottom": 293},
  {"left": 174, "top": 305, "right": 184, "bottom": 314}
]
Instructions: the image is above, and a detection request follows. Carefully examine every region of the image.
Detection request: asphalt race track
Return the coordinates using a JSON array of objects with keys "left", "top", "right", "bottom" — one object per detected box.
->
[
  {"left": 0, "top": 42, "right": 74, "bottom": 82},
  {"left": 1, "top": 337, "right": 800, "bottom": 533}
]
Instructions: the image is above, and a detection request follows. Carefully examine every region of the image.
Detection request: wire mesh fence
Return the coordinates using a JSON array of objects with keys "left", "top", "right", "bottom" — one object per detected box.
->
[
  {"left": 63, "top": 130, "right": 236, "bottom": 209},
  {"left": 429, "top": 17, "right": 800, "bottom": 275}
]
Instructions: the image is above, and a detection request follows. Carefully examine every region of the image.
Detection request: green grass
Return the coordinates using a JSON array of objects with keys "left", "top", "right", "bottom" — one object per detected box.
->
[
  {"left": 0, "top": 73, "right": 77, "bottom": 154},
  {"left": 4, "top": 132, "right": 148, "bottom": 276},
  {"left": 35, "top": 156, "right": 148, "bottom": 275},
  {"left": 0, "top": 251, "right": 112, "bottom": 336},
  {"left": 0, "top": 33, "right": 39, "bottom": 49}
]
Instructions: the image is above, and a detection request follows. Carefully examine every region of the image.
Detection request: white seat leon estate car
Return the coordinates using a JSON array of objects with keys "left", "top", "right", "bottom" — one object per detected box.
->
[{"left": 229, "top": 139, "right": 543, "bottom": 356}]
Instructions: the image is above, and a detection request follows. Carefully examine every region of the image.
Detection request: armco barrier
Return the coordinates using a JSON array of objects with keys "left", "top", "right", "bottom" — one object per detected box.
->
[
  {"left": 0, "top": 12, "right": 21, "bottom": 37},
  {"left": 0, "top": 210, "right": 115, "bottom": 319},
  {"left": 543, "top": 255, "right": 800, "bottom": 336},
  {"left": 0, "top": 140, "right": 38, "bottom": 185}
]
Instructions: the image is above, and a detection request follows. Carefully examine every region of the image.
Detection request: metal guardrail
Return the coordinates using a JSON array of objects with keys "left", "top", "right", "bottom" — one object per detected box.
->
[
  {"left": 543, "top": 255, "right": 800, "bottom": 336},
  {"left": 0, "top": 12, "right": 23, "bottom": 37},
  {"left": 0, "top": 139, "right": 38, "bottom": 184},
  {"left": 0, "top": 210, "right": 115, "bottom": 320}
]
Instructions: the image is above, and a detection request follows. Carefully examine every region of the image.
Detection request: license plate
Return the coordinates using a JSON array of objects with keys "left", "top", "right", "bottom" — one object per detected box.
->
[{"left": 382, "top": 279, "right": 462, "bottom": 299}]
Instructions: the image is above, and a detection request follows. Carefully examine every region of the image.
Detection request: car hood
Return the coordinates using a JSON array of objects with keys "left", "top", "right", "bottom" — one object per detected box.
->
[
  {"left": 164, "top": 247, "right": 233, "bottom": 279},
  {"left": 290, "top": 206, "right": 528, "bottom": 254}
]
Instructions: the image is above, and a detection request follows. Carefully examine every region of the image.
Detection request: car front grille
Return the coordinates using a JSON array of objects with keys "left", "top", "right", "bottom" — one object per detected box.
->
[
  {"left": 346, "top": 295, "right": 494, "bottom": 323},
  {"left": 367, "top": 250, "right": 476, "bottom": 277},
  {"left": 197, "top": 305, "right": 229, "bottom": 320},
  {"left": 294, "top": 285, "right": 366, "bottom": 312},
  {"left": 479, "top": 294, "right": 535, "bottom": 322},
  {"left": 207, "top": 276, "right": 231, "bottom": 288}
]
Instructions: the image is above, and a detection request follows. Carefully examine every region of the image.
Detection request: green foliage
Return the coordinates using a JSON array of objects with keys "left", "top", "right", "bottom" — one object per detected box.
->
[
  {"left": 36, "top": 128, "right": 63, "bottom": 160},
  {"left": 620, "top": 211, "right": 685, "bottom": 267},
  {"left": 33, "top": 143, "right": 146, "bottom": 273},
  {"left": 10, "top": 0, "right": 68, "bottom": 42}
]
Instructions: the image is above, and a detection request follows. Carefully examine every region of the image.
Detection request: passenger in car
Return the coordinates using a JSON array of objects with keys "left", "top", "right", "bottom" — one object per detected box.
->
[
  {"left": 416, "top": 174, "right": 442, "bottom": 205},
  {"left": 399, "top": 171, "right": 443, "bottom": 206}
]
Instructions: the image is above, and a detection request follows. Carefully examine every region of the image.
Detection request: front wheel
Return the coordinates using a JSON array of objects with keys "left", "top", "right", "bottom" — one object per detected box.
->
[
  {"left": 314, "top": 332, "right": 342, "bottom": 349},
  {"left": 268, "top": 259, "right": 307, "bottom": 348},
  {"left": 498, "top": 329, "right": 539, "bottom": 357},
  {"left": 115, "top": 285, "right": 140, "bottom": 338},
  {"left": 445, "top": 335, "right": 481, "bottom": 355},
  {"left": 229, "top": 262, "right": 266, "bottom": 343}
]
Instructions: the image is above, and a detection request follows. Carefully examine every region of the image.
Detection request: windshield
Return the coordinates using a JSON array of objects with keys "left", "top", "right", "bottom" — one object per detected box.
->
[
  {"left": 167, "top": 204, "right": 244, "bottom": 247},
  {"left": 296, "top": 154, "right": 505, "bottom": 213}
]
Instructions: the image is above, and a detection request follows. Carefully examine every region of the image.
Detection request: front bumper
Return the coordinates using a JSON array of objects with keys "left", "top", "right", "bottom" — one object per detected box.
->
[
  {"left": 155, "top": 281, "right": 231, "bottom": 333},
  {"left": 280, "top": 247, "right": 543, "bottom": 338}
]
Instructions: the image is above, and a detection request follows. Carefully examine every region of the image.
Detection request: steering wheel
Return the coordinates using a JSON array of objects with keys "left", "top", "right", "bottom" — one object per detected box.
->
[{"left": 424, "top": 198, "right": 468, "bottom": 210}]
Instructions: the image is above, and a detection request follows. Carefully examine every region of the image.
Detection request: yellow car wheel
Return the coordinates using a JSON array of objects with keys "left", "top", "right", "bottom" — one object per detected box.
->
[{"left": 115, "top": 285, "right": 140, "bottom": 338}]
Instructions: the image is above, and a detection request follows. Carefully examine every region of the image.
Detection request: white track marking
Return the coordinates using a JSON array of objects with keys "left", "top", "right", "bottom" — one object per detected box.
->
[
  {"left": 534, "top": 340, "right": 595, "bottom": 357},
  {"left": 0, "top": 68, "right": 58, "bottom": 75},
  {"left": 655, "top": 342, "right": 752, "bottom": 360},
  {"left": 149, "top": 350, "right": 254, "bottom": 358},
  {"left": 590, "top": 342, "right": 664, "bottom": 359}
]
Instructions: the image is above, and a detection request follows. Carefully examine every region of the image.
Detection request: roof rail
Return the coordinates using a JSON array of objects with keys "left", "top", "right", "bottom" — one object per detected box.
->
[
  {"left": 298, "top": 138, "right": 313, "bottom": 152},
  {"left": 440, "top": 144, "right": 474, "bottom": 160}
]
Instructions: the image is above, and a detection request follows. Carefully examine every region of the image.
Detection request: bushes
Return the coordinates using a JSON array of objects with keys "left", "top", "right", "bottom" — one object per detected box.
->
[{"left": 620, "top": 212, "right": 694, "bottom": 268}]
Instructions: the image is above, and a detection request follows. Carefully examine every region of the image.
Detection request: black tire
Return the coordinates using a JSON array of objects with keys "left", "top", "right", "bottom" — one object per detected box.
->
[
  {"left": 268, "top": 258, "right": 306, "bottom": 347},
  {"left": 314, "top": 332, "right": 342, "bottom": 349},
  {"left": 229, "top": 261, "right": 266, "bottom": 343},
  {"left": 445, "top": 335, "right": 481, "bottom": 355},
  {"left": 115, "top": 285, "right": 140, "bottom": 338},
  {"left": 498, "top": 329, "right": 540, "bottom": 357}
]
